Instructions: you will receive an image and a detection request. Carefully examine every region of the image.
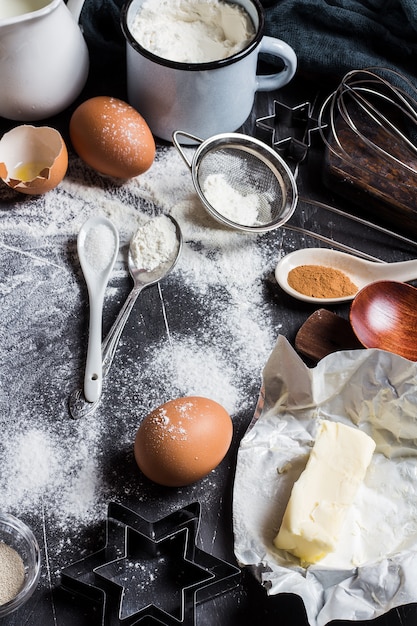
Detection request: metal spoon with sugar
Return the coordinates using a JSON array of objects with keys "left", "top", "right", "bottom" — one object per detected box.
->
[
  {"left": 275, "top": 248, "right": 417, "bottom": 304},
  {"left": 69, "top": 215, "right": 182, "bottom": 419}
]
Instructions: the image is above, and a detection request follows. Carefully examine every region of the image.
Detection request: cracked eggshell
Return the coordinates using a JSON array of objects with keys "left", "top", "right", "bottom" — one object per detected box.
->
[
  {"left": 69, "top": 96, "right": 156, "bottom": 179},
  {"left": 0, "top": 125, "right": 68, "bottom": 195},
  {"left": 134, "top": 396, "right": 233, "bottom": 487}
]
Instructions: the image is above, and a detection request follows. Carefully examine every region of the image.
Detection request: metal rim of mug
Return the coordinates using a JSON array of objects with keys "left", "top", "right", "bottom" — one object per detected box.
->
[{"left": 120, "top": 0, "right": 265, "bottom": 71}]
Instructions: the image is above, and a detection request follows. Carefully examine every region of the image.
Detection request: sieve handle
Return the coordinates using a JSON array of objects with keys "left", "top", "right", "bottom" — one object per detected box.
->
[{"left": 172, "top": 130, "right": 203, "bottom": 169}]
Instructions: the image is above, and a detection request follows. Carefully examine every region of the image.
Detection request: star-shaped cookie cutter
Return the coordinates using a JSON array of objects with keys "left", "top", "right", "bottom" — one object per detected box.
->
[
  {"left": 60, "top": 501, "right": 241, "bottom": 625},
  {"left": 256, "top": 100, "right": 327, "bottom": 164}
]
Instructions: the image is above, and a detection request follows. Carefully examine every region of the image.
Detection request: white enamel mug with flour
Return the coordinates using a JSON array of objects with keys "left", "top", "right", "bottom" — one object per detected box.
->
[{"left": 121, "top": 0, "right": 297, "bottom": 142}]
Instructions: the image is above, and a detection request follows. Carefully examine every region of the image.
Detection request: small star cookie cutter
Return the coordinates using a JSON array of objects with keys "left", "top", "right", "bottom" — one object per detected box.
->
[
  {"left": 60, "top": 501, "right": 241, "bottom": 625},
  {"left": 256, "top": 100, "right": 327, "bottom": 164}
]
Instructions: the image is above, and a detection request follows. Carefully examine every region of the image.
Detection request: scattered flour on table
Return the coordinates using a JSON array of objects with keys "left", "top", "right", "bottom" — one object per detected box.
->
[{"left": 0, "top": 147, "right": 283, "bottom": 547}]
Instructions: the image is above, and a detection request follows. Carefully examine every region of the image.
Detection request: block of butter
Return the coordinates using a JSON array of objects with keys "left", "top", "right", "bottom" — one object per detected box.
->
[{"left": 273, "top": 419, "right": 376, "bottom": 565}]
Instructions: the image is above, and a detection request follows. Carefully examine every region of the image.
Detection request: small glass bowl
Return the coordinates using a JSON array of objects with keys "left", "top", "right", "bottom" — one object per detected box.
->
[{"left": 0, "top": 513, "right": 41, "bottom": 618}]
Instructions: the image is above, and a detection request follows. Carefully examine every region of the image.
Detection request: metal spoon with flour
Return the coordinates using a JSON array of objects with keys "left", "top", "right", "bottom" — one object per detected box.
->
[{"left": 69, "top": 215, "right": 182, "bottom": 419}]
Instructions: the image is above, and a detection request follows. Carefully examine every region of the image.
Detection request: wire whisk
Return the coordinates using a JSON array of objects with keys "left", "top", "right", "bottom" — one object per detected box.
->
[{"left": 318, "top": 67, "right": 417, "bottom": 179}]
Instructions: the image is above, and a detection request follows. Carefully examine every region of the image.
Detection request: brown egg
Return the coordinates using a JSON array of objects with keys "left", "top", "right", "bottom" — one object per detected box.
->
[
  {"left": 69, "top": 96, "right": 156, "bottom": 179},
  {"left": 134, "top": 396, "right": 233, "bottom": 487},
  {"left": 0, "top": 125, "right": 68, "bottom": 195}
]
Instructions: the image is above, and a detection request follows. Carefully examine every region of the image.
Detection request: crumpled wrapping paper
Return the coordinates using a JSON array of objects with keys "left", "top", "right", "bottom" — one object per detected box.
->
[{"left": 233, "top": 335, "right": 417, "bottom": 626}]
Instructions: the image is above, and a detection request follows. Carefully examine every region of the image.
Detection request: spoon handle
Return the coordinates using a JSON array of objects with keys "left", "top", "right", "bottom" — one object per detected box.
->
[
  {"left": 69, "top": 284, "right": 143, "bottom": 419},
  {"left": 84, "top": 290, "right": 105, "bottom": 403},
  {"left": 380, "top": 258, "right": 417, "bottom": 282},
  {"left": 101, "top": 284, "right": 143, "bottom": 377}
]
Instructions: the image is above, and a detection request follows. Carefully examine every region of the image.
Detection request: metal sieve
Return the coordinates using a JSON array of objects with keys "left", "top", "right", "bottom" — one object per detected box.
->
[{"left": 172, "top": 131, "right": 298, "bottom": 233}]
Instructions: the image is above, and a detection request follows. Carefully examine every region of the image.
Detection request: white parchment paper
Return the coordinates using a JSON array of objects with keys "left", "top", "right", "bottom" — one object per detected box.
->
[{"left": 233, "top": 335, "right": 417, "bottom": 625}]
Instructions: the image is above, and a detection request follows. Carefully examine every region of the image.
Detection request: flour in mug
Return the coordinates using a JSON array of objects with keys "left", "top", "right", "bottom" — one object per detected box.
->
[{"left": 130, "top": 0, "right": 256, "bottom": 63}]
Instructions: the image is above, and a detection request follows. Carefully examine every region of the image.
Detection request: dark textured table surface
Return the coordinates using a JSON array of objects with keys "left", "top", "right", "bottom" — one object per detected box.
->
[{"left": 1, "top": 16, "right": 417, "bottom": 626}]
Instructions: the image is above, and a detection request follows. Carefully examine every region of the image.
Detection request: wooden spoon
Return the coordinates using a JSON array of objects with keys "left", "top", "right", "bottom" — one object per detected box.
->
[{"left": 349, "top": 280, "right": 417, "bottom": 361}]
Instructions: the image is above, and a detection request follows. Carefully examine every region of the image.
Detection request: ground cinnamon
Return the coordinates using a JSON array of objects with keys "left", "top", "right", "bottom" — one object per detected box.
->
[{"left": 287, "top": 264, "right": 358, "bottom": 298}]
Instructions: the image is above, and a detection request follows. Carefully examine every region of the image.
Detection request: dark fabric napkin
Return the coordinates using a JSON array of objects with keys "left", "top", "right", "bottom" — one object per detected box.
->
[
  {"left": 78, "top": 0, "right": 127, "bottom": 100},
  {"left": 262, "top": 0, "right": 417, "bottom": 85}
]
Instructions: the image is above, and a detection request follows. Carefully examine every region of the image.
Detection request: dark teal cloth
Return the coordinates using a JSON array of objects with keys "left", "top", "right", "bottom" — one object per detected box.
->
[
  {"left": 263, "top": 0, "right": 417, "bottom": 84},
  {"left": 78, "top": 0, "right": 126, "bottom": 99}
]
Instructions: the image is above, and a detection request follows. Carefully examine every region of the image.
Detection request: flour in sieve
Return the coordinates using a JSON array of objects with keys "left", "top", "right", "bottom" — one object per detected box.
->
[{"left": 202, "top": 172, "right": 261, "bottom": 226}]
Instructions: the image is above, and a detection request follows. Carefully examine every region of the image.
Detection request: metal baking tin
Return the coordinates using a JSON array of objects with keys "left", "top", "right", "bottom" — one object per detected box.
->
[
  {"left": 256, "top": 100, "right": 326, "bottom": 164},
  {"left": 60, "top": 501, "right": 241, "bottom": 625}
]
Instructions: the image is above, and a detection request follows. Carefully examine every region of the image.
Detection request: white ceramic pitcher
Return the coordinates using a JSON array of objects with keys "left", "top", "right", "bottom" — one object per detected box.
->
[{"left": 0, "top": 0, "right": 89, "bottom": 121}]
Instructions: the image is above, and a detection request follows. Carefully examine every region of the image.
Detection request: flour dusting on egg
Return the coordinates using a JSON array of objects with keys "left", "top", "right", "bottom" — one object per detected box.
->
[
  {"left": 150, "top": 402, "right": 195, "bottom": 442},
  {"left": 69, "top": 96, "right": 156, "bottom": 179}
]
